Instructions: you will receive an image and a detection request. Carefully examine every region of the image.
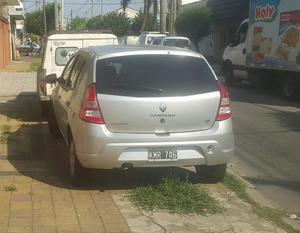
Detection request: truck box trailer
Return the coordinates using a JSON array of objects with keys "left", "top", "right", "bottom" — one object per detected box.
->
[{"left": 223, "top": 0, "right": 300, "bottom": 99}]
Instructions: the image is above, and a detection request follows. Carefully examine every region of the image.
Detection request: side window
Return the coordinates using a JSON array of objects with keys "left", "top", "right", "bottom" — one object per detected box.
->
[
  {"left": 60, "top": 56, "right": 77, "bottom": 84},
  {"left": 67, "top": 56, "right": 87, "bottom": 89},
  {"left": 235, "top": 22, "right": 248, "bottom": 44}
]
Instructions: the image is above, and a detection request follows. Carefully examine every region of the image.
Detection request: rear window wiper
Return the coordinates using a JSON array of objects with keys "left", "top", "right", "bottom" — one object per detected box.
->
[{"left": 106, "top": 84, "right": 163, "bottom": 94}]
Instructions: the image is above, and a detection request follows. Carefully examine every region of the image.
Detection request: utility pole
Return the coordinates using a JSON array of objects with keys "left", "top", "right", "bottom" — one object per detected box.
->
[
  {"left": 60, "top": 0, "right": 64, "bottom": 31},
  {"left": 70, "top": 9, "right": 73, "bottom": 22},
  {"left": 169, "top": 0, "right": 174, "bottom": 35},
  {"left": 160, "top": 0, "right": 167, "bottom": 34},
  {"left": 173, "top": 0, "right": 177, "bottom": 35},
  {"left": 43, "top": 0, "right": 47, "bottom": 35},
  {"left": 101, "top": 0, "right": 103, "bottom": 19},
  {"left": 91, "top": 0, "right": 93, "bottom": 18},
  {"left": 54, "top": 0, "right": 59, "bottom": 31},
  {"left": 35, "top": 0, "right": 38, "bottom": 11}
]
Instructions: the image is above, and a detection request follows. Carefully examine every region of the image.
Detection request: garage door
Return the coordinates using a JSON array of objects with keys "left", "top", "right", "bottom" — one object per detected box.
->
[{"left": 0, "top": 18, "right": 10, "bottom": 69}]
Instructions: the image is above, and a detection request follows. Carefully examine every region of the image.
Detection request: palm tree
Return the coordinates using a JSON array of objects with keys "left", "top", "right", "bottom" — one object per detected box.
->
[
  {"left": 141, "top": 0, "right": 158, "bottom": 31},
  {"left": 120, "top": 0, "right": 131, "bottom": 13}
]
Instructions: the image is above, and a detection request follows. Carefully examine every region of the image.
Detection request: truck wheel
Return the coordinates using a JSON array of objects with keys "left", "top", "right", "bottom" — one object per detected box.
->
[
  {"left": 282, "top": 78, "right": 299, "bottom": 100},
  {"left": 68, "top": 139, "right": 86, "bottom": 186},
  {"left": 224, "top": 64, "right": 234, "bottom": 86},
  {"left": 48, "top": 105, "right": 61, "bottom": 138},
  {"left": 195, "top": 164, "right": 227, "bottom": 183}
]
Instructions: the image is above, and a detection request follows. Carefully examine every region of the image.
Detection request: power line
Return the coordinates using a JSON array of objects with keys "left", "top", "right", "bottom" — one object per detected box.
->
[{"left": 23, "top": 0, "right": 143, "bottom": 6}]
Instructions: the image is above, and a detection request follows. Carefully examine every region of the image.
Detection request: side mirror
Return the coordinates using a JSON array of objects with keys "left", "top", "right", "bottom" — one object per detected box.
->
[{"left": 44, "top": 73, "right": 58, "bottom": 84}]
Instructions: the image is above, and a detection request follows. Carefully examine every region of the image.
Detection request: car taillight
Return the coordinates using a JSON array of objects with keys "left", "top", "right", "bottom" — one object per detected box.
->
[
  {"left": 79, "top": 84, "right": 104, "bottom": 124},
  {"left": 216, "top": 81, "right": 232, "bottom": 121}
]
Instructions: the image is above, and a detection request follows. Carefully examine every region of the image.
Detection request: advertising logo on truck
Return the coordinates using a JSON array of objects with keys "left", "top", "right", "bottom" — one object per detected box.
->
[{"left": 251, "top": 0, "right": 280, "bottom": 23}]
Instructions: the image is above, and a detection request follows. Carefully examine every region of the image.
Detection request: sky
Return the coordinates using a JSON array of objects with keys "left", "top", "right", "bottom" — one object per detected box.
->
[{"left": 22, "top": 0, "right": 144, "bottom": 23}]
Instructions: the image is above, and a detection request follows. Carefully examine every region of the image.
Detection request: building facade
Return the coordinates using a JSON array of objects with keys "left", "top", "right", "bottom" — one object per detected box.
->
[{"left": 0, "top": 0, "right": 25, "bottom": 68}]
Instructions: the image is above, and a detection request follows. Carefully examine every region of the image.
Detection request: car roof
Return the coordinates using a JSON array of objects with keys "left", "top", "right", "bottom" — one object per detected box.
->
[
  {"left": 164, "top": 36, "right": 190, "bottom": 40},
  {"left": 47, "top": 33, "right": 117, "bottom": 40},
  {"left": 82, "top": 45, "right": 202, "bottom": 58}
]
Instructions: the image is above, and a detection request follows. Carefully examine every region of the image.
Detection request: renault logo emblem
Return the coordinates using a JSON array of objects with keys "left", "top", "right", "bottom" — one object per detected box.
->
[{"left": 159, "top": 104, "right": 167, "bottom": 112}]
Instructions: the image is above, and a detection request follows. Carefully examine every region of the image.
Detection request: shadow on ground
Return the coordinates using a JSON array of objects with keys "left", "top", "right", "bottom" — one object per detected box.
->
[{"left": 1, "top": 93, "right": 201, "bottom": 191}]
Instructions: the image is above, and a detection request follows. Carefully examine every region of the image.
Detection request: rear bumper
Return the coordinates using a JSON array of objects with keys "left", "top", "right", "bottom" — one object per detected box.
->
[{"left": 72, "top": 119, "right": 235, "bottom": 169}]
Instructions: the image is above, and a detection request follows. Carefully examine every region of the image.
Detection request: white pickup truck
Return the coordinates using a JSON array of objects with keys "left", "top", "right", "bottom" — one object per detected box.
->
[
  {"left": 223, "top": 0, "right": 300, "bottom": 99},
  {"left": 37, "top": 32, "right": 118, "bottom": 113}
]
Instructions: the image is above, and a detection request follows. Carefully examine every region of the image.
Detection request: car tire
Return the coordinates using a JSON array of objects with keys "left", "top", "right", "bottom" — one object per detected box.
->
[
  {"left": 224, "top": 64, "right": 234, "bottom": 86},
  {"left": 195, "top": 164, "right": 227, "bottom": 183},
  {"left": 48, "top": 105, "right": 61, "bottom": 138},
  {"left": 282, "top": 78, "right": 299, "bottom": 100},
  {"left": 68, "top": 139, "right": 86, "bottom": 186}
]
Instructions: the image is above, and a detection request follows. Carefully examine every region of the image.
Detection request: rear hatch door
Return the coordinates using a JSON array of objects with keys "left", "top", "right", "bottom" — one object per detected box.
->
[{"left": 96, "top": 54, "right": 220, "bottom": 134}]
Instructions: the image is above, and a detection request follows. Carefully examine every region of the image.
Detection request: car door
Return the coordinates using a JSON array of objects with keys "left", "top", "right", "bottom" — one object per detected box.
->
[
  {"left": 59, "top": 55, "right": 86, "bottom": 138},
  {"left": 53, "top": 56, "right": 77, "bottom": 139}
]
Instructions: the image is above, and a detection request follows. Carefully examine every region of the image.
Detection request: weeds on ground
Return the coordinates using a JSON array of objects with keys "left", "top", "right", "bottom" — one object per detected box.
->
[
  {"left": 0, "top": 125, "right": 11, "bottom": 143},
  {"left": 223, "top": 174, "right": 300, "bottom": 233},
  {"left": 29, "top": 63, "right": 40, "bottom": 72},
  {"left": 4, "top": 185, "right": 17, "bottom": 192},
  {"left": 129, "top": 176, "right": 223, "bottom": 215}
]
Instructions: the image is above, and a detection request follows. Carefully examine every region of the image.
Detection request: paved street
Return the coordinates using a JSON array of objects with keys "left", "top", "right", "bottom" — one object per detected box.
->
[{"left": 229, "top": 83, "right": 300, "bottom": 215}]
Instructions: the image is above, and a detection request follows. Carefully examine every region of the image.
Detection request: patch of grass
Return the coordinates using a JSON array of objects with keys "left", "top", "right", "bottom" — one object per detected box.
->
[
  {"left": 4, "top": 185, "right": 17, "bottom": 192},
  {"left": 129, "top": 176, "right": 223, "bottom": 215},
  {"left": 29, "top": 62, "right": 40, "bottom": 72},
  {"left": 0, "top": 125, "right": 11, "bottom": 143},
  {"left": 223, "top": 174, "right": 300, "bottom": 233}
]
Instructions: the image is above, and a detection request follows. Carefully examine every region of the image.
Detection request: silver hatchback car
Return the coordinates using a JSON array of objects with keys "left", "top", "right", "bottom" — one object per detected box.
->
[{"left": 48, "top": 45, "right": 234, "bottom": 184}]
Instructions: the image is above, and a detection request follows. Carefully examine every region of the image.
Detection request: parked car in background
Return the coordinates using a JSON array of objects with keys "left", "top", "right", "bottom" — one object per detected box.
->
[
  {"left": 151, "top": 36, "right": 191, "bottom": 49},
  {"left": 118, "top": 35, "right": 139, "bottom": 45},
  {"left": 138, "top": 32, "right": 166, "bottom": 45},
  {"left": 17, "top": 41, "right": 40, "bottom": 55},
  {"left": 48, "top": 45, "right": 235, "bottom": 185},
  {"left": 38, "top": 32, "right": 118, "bottom": 113}
]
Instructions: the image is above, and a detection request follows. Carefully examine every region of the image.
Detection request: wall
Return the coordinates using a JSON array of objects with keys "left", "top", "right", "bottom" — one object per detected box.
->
[{"left": 0, "top": 18, "right": 10, "bottom": 69}]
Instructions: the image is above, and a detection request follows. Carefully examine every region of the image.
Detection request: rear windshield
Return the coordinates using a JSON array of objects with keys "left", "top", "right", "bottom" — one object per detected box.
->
[
  {"left": 164, "top": 39, "right": 190, "bottom": 48},
  {"left": 96, "top": 55, "right": 218, "bottom": 97},
  {"left": 55, "top": 47, "right": 78, "bottom": 66}
]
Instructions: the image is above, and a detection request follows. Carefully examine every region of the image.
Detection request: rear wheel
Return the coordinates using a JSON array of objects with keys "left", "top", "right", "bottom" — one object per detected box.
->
[
  {"left": 68, "top": 139, "right": 86, "bottom": 186},
  {"left": 195, "top": 164, "right": 227, "bottom": 183},
  {"left": 224, "top": 63, "right": 234, "bottom": 86},
  {"left": 48, "top": 105, "right": 60, "bottom": 138},
  {"left": 282, "top": 78, "right": 299, "bottom": 100}
]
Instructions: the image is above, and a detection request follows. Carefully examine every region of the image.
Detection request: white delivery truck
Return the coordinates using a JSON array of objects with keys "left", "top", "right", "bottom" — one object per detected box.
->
[
  {"left": 223, "top": 0, "right": 300, "bottom": 99},
  {"left": 37, "top": 32, "right": 118, "bottom": 112}
]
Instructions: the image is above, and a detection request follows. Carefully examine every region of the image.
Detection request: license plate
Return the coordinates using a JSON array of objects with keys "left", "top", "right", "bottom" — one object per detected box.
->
[{"left": 148, "top": 149, "right": 178, "bottom": 161}]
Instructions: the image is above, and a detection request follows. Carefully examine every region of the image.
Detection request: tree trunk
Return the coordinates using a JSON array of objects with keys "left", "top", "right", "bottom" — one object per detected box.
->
[{"left": 141, "top": 0, "right": 149, "bottom": 31}]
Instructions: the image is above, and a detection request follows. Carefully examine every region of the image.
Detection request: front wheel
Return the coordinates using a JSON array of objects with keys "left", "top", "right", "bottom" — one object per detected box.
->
[
  {"left": 68, "top": 139, "right": 86, "bottom": 186},
  {"left": 195, "top": 164, "right": 227, "bottom": 183}
]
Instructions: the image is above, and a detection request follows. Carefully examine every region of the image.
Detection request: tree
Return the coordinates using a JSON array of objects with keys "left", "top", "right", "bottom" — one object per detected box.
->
[
  {"left": 131, "top": 10, "right": 158, "bottom": 34},
  {"left": 67, "top": 16, "right": 87, "bottom": 31},
  {"left": 87, "top": 12, "right": 131, "bottom": 37},
  {"left": 120, "top": 0, "right": 131, "bottom": 13},
  {"left": 176, "top": 6, "right": 213, "bottom": 49},
  {"left": 24, "top": 3, "right": 55, "bottom": 36}
]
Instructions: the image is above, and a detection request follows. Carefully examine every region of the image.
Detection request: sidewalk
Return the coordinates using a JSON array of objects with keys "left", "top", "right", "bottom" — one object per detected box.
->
[{"left": 0, "top": 72, "right": 291, "bottom": 233}]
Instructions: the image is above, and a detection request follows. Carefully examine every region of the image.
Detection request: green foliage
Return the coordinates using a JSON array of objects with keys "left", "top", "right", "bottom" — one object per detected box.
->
[
  {"left": 24, "top": 3, "right": 55, "bottom": 36},
  {"left": 68, "top": 16, "right": 87, "bottom": 31},
  {"left": 86, "top": 12, "right": 131, "bottom": 37},
  {"left": 121, "top": 0, "right": 131, "bottom": 11},
  {"left": 131, "top": 11, "right": 158, "bottom": 34},
  {"left": 223, "top": 174, "right": 300, "bottom": 233},
  {"left": 129, "top": 176, "right": 223, "bottom": 215},
  {"left": 176, "top": 6, "right": 213, "bottom": 45},
  {"left": 4, "top": 185, "right": 17, "bottom": 192}
]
